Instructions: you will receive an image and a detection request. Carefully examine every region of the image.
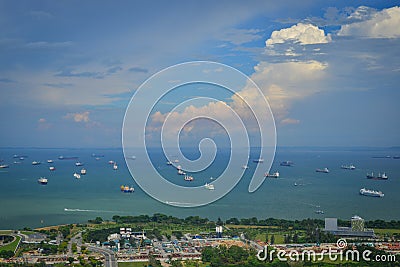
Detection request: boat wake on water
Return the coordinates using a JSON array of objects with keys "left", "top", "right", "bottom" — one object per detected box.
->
[
  {"left": 300, "top": 202, "right": 321, "bottom": 208},
  {"left": 64, "top": 208, "right": 122, "bottom": 213}
]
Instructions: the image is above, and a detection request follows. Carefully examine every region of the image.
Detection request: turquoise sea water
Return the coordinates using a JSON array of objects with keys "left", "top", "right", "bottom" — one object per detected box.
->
[{"left": 0, "top": 147, "right": 399, "bottom": 229}]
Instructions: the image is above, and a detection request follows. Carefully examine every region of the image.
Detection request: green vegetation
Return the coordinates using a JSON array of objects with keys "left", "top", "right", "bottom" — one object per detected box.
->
[
  {"left": 88, "top": 216, "right": 103, "bottom": 224},
  {"left": 0, "top": 235, "right": 14, "bottom": 244},
  {"left": 0, "top": 250, "right": 14, "bottom": 259},
  {"left": 0, "top": 235, "right": 20, "bottom": 253},
  {"left": 0, "top": 230, "right": 12, "bottom": 235},
  {"left": 118, "top": 262, "right": 149, "bottom": 267},
  {"left": 0, "top": 263, "right": 46, "bottom": 266},
  {"left": 20, "top": 230, "right": 35, "bottom": 235},
  {"left": 1, "top": 213, "right": 399, "bottom": 265},
  {"left": 201, "top": 245, "right": 400, "bottom": 267}
]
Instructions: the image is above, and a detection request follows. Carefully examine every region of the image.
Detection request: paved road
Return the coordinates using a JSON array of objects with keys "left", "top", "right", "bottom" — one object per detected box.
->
[{"left": 88, "top": 245, "right": 117, "bottom": 267}]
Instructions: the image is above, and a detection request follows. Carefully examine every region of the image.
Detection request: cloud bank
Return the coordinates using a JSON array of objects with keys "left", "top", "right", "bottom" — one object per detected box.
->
[{"left": 338, "top": 6, "right": 400, "bottom": 38}]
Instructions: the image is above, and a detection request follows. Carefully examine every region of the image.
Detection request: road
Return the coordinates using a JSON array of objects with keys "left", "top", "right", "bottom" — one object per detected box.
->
[{"left": 88, "top": 245, "right": 117, "bottom": 267}]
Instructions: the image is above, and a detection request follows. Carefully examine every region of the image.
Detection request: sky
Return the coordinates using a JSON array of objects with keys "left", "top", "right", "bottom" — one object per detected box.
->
[{"left": 0, "top": 0, "right": 399, "bottom": 148}]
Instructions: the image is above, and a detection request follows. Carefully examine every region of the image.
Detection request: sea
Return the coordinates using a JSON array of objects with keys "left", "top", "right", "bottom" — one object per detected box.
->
[{"left": 0, "top": 147, "right": 399, "bottom": 229}]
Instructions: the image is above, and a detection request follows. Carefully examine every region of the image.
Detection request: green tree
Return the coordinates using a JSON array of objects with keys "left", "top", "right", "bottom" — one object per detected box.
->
[
  {"left": 148, "top": 254, "right": 162, "bottom": 267},
  {"left": 270, "top": 234, "right": 275, "bottom": 245},
  {"left": 72, "top": 242, "right": 78, "bottom": 253},
  {"left": 293, "top": 232, "right": 299, "bottom": 243},
  {"left": 68, "top": 256, "right": 74, "bottom": 264},
  {"left": 171, "top": 260, "right": 183, "bottom": 267},
  {"left": 0, "top": 250, "right": 14, "bottom": 259}
]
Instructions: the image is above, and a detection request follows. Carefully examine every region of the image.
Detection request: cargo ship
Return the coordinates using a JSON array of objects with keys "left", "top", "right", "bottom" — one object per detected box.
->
[
  {"left": 38, "top": 177, "right": 48, "bottom": 185},
  {"left": 366, "top": 172, "right": 388, "bottom": 180},
  {"left": 120, "top": 185, "right": 134, "bottom": 193},
  {"left": 359, "top": 188, "right": 384, "bottom": 197},
  {"left": 184, "top": 174, "right": 194, "bottom": 181},
  {"left": 341, "top": 164, "right": 355, "bottom": 170},
  {"left": 316, "top": 167, "right": 329, "bottom": 173},
  {"left": 265, "top": 171, "right": 280, "bottom": 178},
  {"left": 204, "top": 183, "right": 215, "bottom": 190},
  {"left": 280, "top": 161, "right": 294, "bottom": 167}
]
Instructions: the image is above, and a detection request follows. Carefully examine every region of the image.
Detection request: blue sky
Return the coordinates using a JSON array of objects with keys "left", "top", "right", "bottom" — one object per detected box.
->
[{"left": 0, "top": 0, "right": 399, "bottom": 148}]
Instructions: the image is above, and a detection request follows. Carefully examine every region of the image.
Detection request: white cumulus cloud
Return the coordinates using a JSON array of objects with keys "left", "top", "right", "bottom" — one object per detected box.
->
[
  {"left": 245, "top": 60, "right": 328, "bottom": 123},
  {"left": 147, "top": 59, "right": 328, "bottom": 138},
  {"left": 338, "top": 6, "right": 400, "bottom": 38},
  {"left": 64, "top": 111, "right": 90, "bottom": 123},
  {"left": 266, "top": 23, "right": 331, "bottom": 46}
]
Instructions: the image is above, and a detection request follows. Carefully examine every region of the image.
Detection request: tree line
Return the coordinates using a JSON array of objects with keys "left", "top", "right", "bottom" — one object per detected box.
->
[{"left": 95, "top": 214, "right": 400, "bottom": 230}]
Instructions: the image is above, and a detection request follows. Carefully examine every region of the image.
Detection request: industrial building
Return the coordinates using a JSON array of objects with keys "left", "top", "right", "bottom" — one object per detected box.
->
[{"left": 324, "top": 216, "right": 375, "bottom": 238}]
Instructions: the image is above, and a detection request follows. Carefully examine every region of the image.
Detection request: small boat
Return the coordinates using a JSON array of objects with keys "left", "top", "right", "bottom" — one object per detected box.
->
[
  {"left": 108, "top": 160, "right": 115, "bottom": 164},
  {"left": 75, "top": 162, "right": 84, "bottom": 166},
  {"left": 393, "top": 156, "right": 400, "bottom": 159},
  {"left": 47, "top": 159, "right": 54, "bottom": 163},
  {"left": 184, "top": 174, "right": 194, "bottom": 181},
  {"left": 176, "top": 165, "right": 182, "bottom": 170},
  {"left": 265, "top": 171, "right": 279, "bottom": 178},
  {"left": 166, "top": 161, "right": 173, "bottom": 165},
  {"left": 315, "top": 210, "right": 324, "bottom": 214},
  {"left": 49, "top": 166, "right": 56, "bottom": 171},
  {"left": 253, "top": 158, "right": 264, "bottom": 163},
  {"left": 13, "top": 161, "right": 21, "bottom": 164},
  {"left": 280, "top": 161, "right": 294, "bottom": 167},
  {"left": 204, "top": 183, "right": 215, "bottom": 190},
  {"left": 177, "top": 169, "right": 186, "bottom": 175},
  {"left": 173, "top": 159, "right": 179, "bottom": 163},
  {"left": 359, "top": 188, "right": 384, "bottom": 197},
  {"left": 80, "top": 168, "right": 87, "bottom": 175},
  {"left": 242, "top": 165, "right": 249, "bottom": 169},
  {"left": 366, "top": 172, "right": 388, "bottom": 180},
  {"left": 38, "top": 177, "right": 48, "bottom": 185},
  {"left": 316, "top": 167, "right": 329, "bottom": 173},
  {"left": 73, "top": 172, "right": 81, "bottom": 179},
  {"left": 0, "top": 164, "right": 9, "bottom": 168},
  {"left": 113, "top": 163, "right": 118, "bottom": 170},
  {"left": 341, "top": 164, "right": 355, "bottom": 170},
  {"left": 32, "top": 161, "right": 41, "bottom": 165}
]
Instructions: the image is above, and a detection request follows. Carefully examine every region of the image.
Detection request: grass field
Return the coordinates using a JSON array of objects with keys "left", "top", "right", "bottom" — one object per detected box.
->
[
  {"left": 20, "top": 230, "right": 35, "bottom": 235},
  {"left": 0, "top": 235, "right": 21, "bottom": 253},
  {"left": 374, "top": 228, "right": 400, "bottom": 235},
  {"left": 0, "top": 230, "right": 12, "bottom": 235}
]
